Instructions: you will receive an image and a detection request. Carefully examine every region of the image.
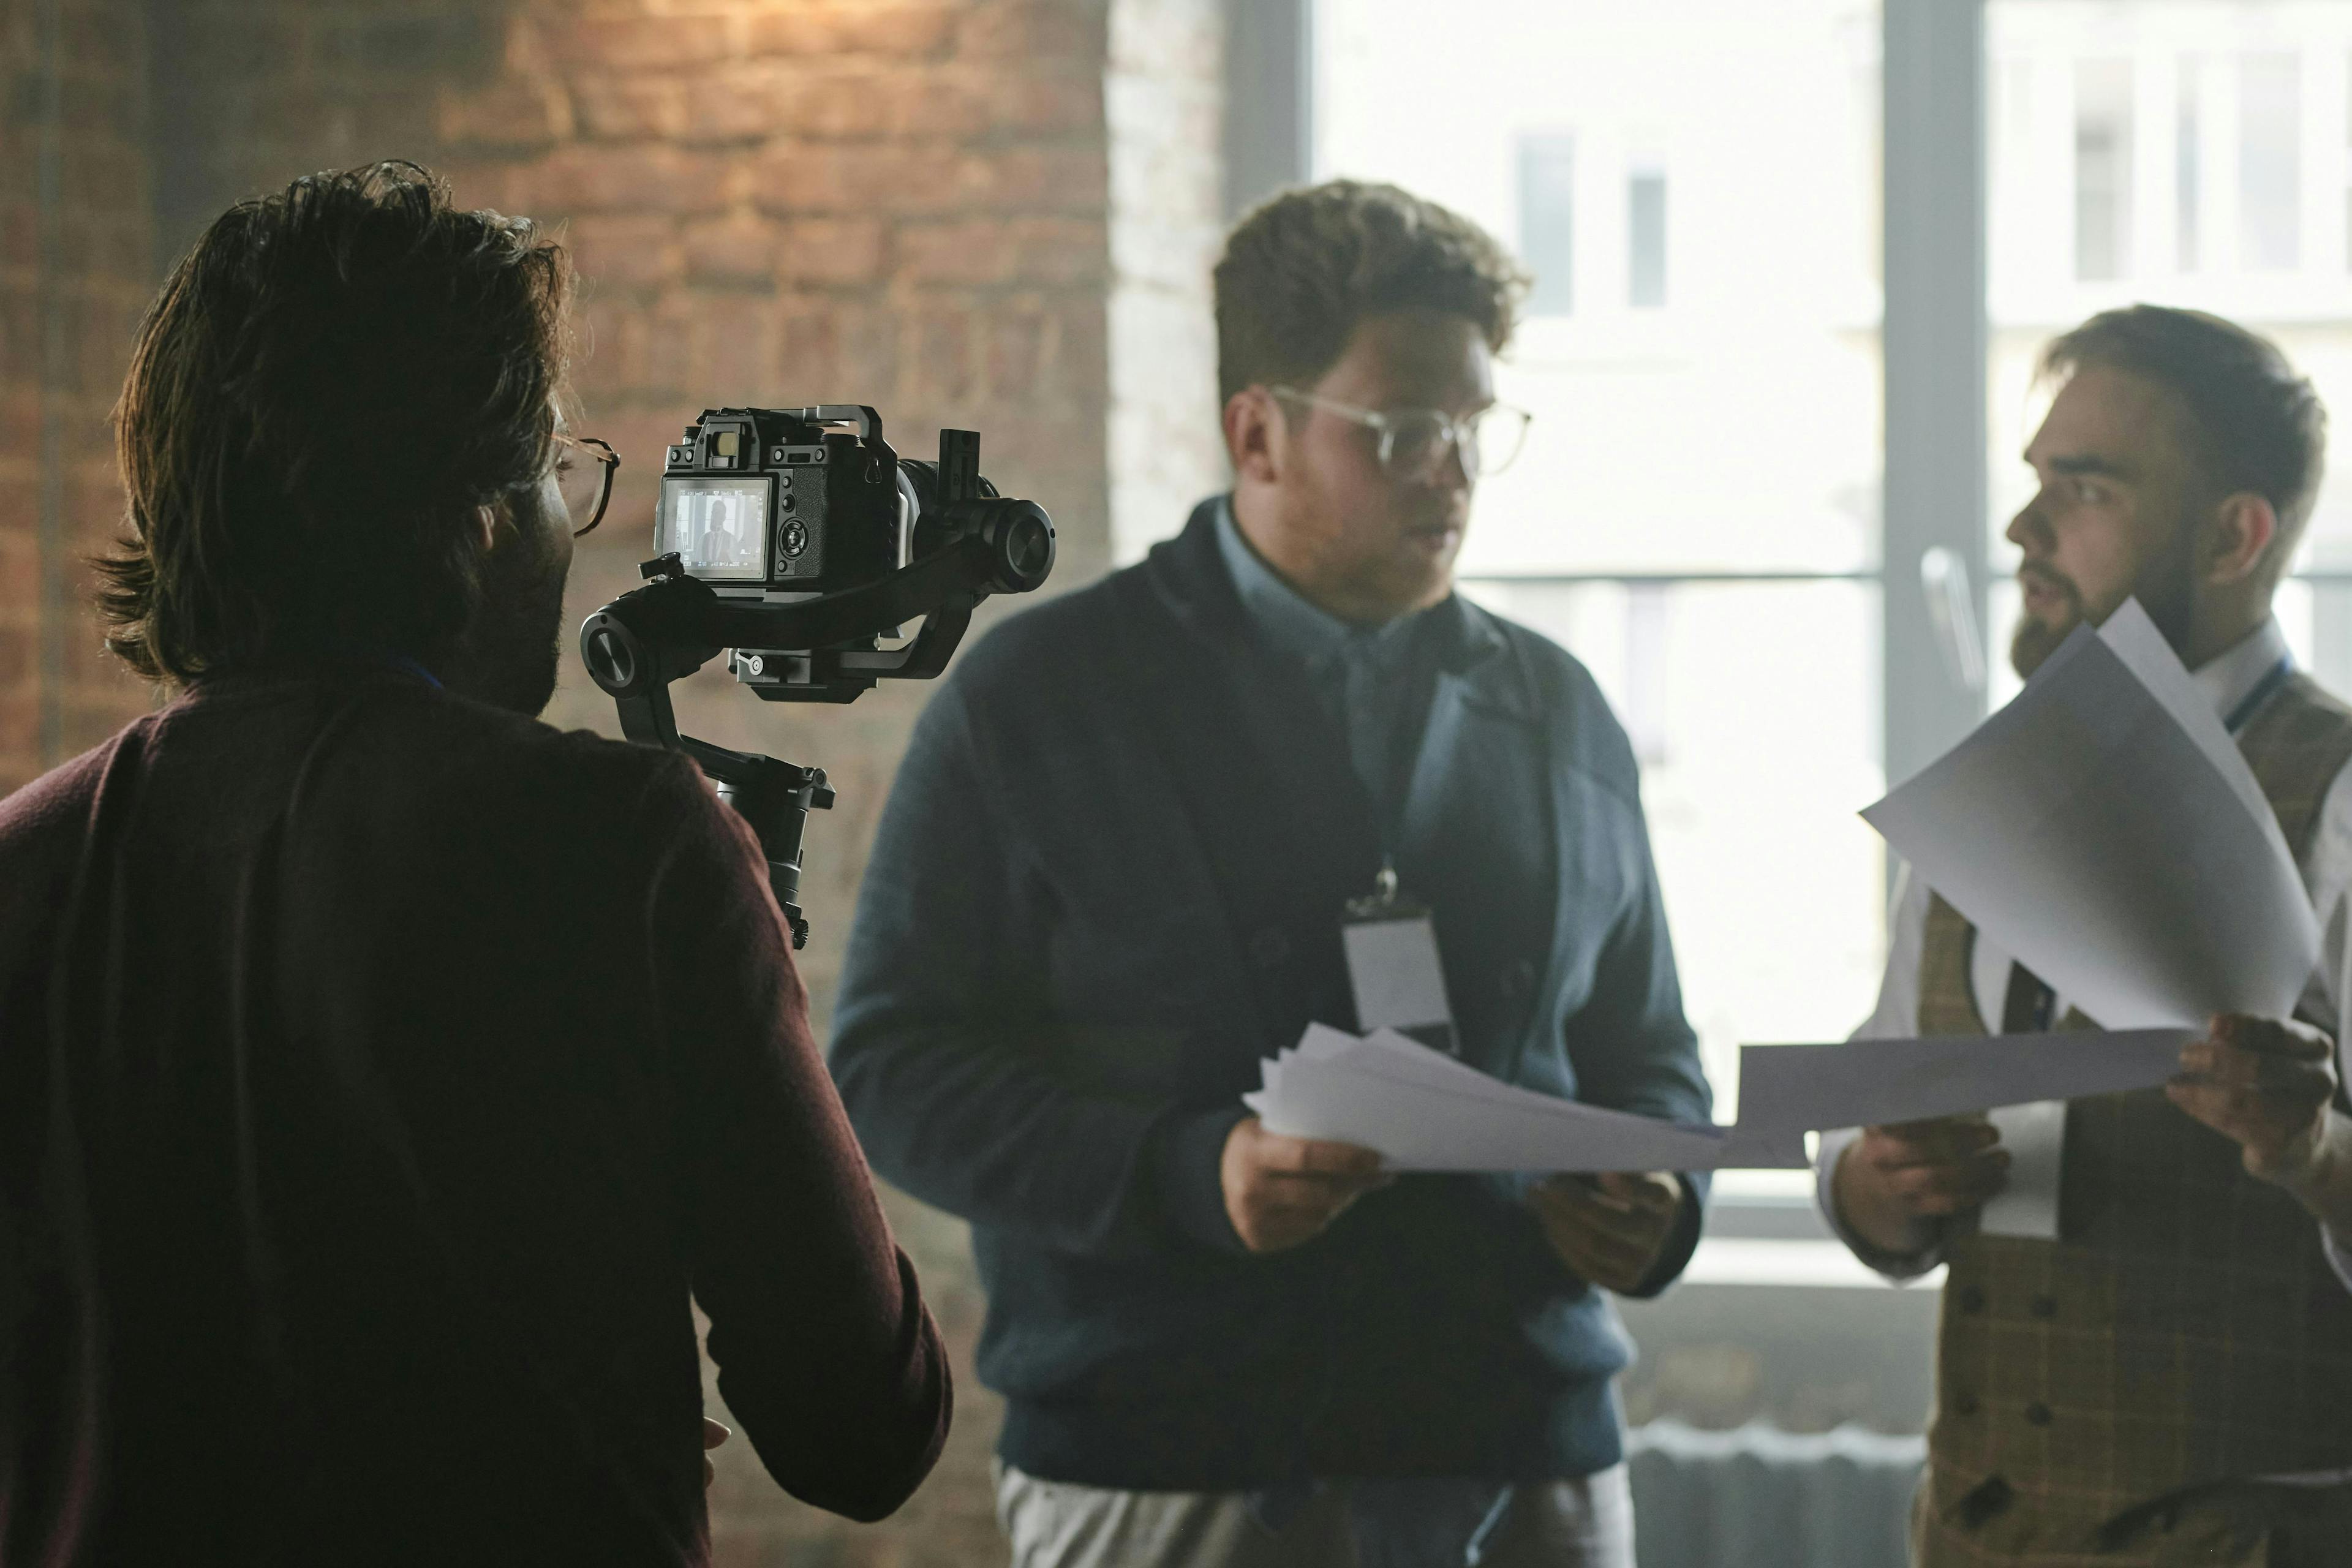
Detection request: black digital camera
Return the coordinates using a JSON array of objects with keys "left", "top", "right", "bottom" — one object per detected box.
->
[
  {"left": 580, "top": 405, "right": 1055, "bottom": 943},
  {"left": 643, "top": 404, "right": 1054, "bottom": 703}
]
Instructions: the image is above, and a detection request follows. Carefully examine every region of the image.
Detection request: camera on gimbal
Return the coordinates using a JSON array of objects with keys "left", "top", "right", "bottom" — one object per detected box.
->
[{"left": 581, "top": 405, "right": 1055, "bottom": 945}]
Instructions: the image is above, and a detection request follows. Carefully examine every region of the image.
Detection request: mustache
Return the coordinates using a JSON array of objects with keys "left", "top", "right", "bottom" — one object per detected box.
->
[{"left": 2017, "top": 561, "right": 2079, "bottom": 604}]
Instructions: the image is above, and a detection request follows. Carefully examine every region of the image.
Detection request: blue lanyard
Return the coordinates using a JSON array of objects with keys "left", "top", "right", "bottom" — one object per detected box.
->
[
  {"left": 383, "top": 654, "right": 443, "bottom": 690},
  {"left": 2223, "top": 655, "right": 2294, "bottom": 736}
]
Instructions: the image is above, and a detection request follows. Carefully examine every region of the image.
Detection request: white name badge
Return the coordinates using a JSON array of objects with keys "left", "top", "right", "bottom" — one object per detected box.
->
[{"left": 1343, "top": 905, "right": 1458, "bottom": 1055}]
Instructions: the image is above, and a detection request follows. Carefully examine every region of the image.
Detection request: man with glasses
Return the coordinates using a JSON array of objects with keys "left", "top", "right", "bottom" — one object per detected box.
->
[
  {"left": 0, "top": 164, "right": 949, "bottom": 1566},
  {"left": 831, "top": 180, "right": 1713, "bottom": 1567}
]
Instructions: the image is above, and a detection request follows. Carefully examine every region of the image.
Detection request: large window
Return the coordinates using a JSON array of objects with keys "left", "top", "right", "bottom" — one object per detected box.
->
[
  {"left": 1318, "top": 0, "right": 1887, "bottom": 1188},
  {"left": 1985, "top": 2, "right": 2352, "bottom": 710}
]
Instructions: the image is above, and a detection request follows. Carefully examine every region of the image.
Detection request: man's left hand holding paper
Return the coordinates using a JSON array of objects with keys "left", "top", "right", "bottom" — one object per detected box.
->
[{"left": 2170, "top": 1014, "right": 2352, "bottom": 1247}]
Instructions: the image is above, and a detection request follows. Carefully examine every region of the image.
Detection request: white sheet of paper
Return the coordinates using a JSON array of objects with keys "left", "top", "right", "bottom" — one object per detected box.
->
[
  {"left": 1979, "top": 1099, "right": 2066, "bottom": 1239},
  {"left": 1245, "top": 1026, "right": 1790, "bottom": 1172},
  {"left": 1734, "top": 1029, "right": 2193, "bottom": 1134},
  {"left": 1861, "top": 601, "right": 2316, "bottom": 1029}
]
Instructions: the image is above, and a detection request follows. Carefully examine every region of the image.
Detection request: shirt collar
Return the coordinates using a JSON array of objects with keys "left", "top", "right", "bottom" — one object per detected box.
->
[
  {"left": 2191, "top": 616, "right": 2291, "bottom": 728},
  {"left": 1213, "top": 496, "right": 1486, "bottom": 673}
]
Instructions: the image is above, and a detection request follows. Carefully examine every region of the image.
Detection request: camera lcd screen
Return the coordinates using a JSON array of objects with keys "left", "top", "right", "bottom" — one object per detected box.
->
[{"left": 657, "top": 477, "right": 772, "bottom": 582}]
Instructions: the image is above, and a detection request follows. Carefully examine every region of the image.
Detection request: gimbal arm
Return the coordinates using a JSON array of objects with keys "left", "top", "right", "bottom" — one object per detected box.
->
[{"left": 579, "top": 529, "right": 1038, "bottom": 946}]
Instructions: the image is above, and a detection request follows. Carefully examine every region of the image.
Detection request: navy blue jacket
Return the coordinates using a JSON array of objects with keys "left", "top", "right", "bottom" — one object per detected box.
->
[{"left": 831, "top": 501, "right": 1713, "bottom": 1489}]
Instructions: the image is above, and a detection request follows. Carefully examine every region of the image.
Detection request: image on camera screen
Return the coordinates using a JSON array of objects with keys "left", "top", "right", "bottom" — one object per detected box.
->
[{"left": 658, "top": 478, "right": 771, "bottom": 581}]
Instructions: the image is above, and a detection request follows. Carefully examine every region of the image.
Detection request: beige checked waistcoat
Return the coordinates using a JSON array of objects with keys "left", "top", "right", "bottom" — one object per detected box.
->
[{"left": 1913, "top": 672, "right": 2352, "bottom": 1564}]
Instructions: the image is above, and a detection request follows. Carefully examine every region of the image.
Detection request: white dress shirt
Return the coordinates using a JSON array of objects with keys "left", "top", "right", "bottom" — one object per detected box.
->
[{"left": 1814, "top": 618, "right": 2352, "bottom": 1288}]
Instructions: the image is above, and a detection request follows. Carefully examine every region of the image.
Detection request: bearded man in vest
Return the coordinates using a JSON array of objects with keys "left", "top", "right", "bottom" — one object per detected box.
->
[{"left": 1818, "top": 304, "right": 2352, "bottom": 1566}]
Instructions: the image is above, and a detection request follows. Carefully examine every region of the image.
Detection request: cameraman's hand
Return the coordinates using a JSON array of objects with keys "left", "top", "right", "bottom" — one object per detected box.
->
[
  {"left": 1832, "top": 1116, "right": 2010, "bottom": 1256},
  {"left": 1221, "top": 1117, "right": 1390, "bottom": 1253},
  {"left": 703, "top": 1419, "right": 730, "bottom": 1488}
]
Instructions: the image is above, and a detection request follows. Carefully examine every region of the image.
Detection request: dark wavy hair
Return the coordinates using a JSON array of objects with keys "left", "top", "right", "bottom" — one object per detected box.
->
[
  {"left": 1213, "top": 180, "right": 1530, "bottom": 404},
  {"left": 2042, "top": 304, "right": 2327, "bottom": 586},
  {"left": 99, "top": 161, "right": 572, "bottom": 684}
]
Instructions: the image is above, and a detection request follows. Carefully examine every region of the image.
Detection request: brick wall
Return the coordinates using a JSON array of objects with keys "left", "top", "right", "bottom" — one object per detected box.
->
[
  {"left": 7, "top": 0, "right": 1231, "bottom": 1559},
  {"left": 0, "top": 0, "right": 157, "bottom": 795}
]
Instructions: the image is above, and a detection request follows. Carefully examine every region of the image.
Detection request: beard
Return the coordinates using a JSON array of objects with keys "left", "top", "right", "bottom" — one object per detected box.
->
[
  {"left": 2010, "top": 530, "right": 2199, "bottom": 682},
  {"left": 2009, "top": 563, "right": 2083, "bottom": 678},
  {"left": 447, "top": 508, "right": 568, "bottom": 717}
]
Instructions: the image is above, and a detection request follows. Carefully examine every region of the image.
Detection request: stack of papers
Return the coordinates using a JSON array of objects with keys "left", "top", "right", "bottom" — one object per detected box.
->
[{"left": 1243, "top": 1025, "right": 1807, "bottom": 1172}]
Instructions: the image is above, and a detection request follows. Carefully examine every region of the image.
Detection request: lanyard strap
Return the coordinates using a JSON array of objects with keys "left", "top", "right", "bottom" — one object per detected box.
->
[{"left": 2223, "top": 655, "right": 2295, "bottom": 736}]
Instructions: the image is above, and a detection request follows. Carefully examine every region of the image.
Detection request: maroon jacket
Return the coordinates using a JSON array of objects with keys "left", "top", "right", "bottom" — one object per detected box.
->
[{"left": 0, "top": 669, "right": 948, "bottom": 1567}]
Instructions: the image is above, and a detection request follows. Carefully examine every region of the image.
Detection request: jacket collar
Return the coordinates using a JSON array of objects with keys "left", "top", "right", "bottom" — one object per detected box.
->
[{"left": 1152, "top": 496, "right": 1510, "bottom": 682}]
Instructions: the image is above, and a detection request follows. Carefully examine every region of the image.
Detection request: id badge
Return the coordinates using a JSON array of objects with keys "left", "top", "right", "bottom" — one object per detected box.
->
[{"left": 1342, "top": 865, "right": 1459, "bottom": 1055}]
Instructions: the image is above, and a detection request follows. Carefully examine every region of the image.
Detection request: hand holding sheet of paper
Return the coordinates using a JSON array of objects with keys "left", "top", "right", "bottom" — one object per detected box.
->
[{"left": 1243, "top": 1025, "right": 1794, "bottom": 1172}]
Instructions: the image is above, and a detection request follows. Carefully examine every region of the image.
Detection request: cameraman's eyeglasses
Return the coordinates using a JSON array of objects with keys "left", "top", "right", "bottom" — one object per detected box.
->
[
  {"left": 554, "top": 434, "right": 619, "bottom": 538},
  {"left": 1268, "top": 387, "right": 1532, "bottom": 483}
]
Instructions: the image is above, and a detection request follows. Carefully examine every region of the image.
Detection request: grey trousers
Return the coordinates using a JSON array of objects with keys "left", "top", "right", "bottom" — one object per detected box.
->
[{"left": 995, "top": 1462, "right": 1637, "bottom": 1568}]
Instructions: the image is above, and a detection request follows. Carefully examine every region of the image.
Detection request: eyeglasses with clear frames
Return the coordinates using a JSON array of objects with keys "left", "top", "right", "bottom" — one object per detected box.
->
[
  {"left": 553, "top": 434, "right": 619, "bottom": 538},
  {"left": 1268, "top": 386, "right": 1533, "bottom": 483}
]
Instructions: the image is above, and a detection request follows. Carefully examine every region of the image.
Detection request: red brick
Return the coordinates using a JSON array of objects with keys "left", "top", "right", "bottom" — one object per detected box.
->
[
  {"left": 897, "top": 217, "right": 1102, "bottom": 286},
  {"left": 526, "top": 143, "right": 733, "bottom": 216},
  {"left": 776, "top": 300, "right": 899, "bottom": 399},
  {"left": 0, "top": 684, "right": 35, "bottom": 769},
  {"left": 562, "top": 213, "right": 681, "bottom": 291},
  {"left": 984, "top": 308, "right": 1049, "bottom": 400},
  {"left": 0, "top": 392, "right": 38, "bottom": 463},
  {"left": 0, "top": 203, "right": 36, "bottom": 271},
  {"left": 746, "top": 2, "right": 958, "bottom": 59},
  {"left": 780, "top": 65, "right": 909, "bottom": 141},
  {"left": 773, "top": 217, "right": 887, "bottom": 285},
  {"left": 956, "top": 2, "right": 1101, "bottom": 63},
  {"left": 569, "top": 73, "right": 687, "bottom": 142},
  {"left": 680, "top": 214, "right": 783, "bottom": 288},
  {"left": 690, "top": 298, "right": 779, "bottom": 401},
  {"left": 66, "top": 476, "right": 129, "bottom": 548},
  {"left": 751, "top": 140, "right": 988, "bottom": 216},
  {"left": 439, "top": 159, "right": 532, "bottom": 217},
  {"left": 677, "top": 62, "right": 804, "bottom": 145},
  {"left": 543, "top": 13, "right": 737, "bottom": 72},
  {"left": 974, "top": 72, "right": 1101, "bottom": 137},
  {"left": 0, "top": 516, "right": 36, "bottom": 613},
  {"left": 573, "top": 297, "right": 657, "bottom": 393},
  {"left": 982, "top": 146, "right": 1109, "bottom": 215},
  {"left": 907, "top": 305, "right": 975, "bottom": 404},
  {"left": 440, "top": 78, "right": 568, "bottom": 152}
]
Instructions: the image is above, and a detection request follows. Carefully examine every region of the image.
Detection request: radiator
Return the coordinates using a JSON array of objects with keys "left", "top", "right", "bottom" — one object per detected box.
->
[{"left": 1627, "top": 1420, "right": 1925, "bottom": 1568}]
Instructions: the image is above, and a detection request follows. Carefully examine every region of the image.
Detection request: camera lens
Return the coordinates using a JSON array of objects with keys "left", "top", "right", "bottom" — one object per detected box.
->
[
  {"left": 582, "top": 623, "right": 638, "bottom": 692},
  {"left": 982, "top": 501, "right": 1055, "bottom": 594}
]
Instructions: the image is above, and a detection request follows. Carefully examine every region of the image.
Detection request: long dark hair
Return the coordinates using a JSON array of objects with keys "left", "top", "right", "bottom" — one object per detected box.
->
[{"left": 99, "top": 161, "right": 572, "bottom": 684}]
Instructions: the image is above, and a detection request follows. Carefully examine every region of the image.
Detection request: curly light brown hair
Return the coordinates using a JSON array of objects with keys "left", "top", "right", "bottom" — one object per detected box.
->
[
  {"left": 99, "top": 161, "right": 572, "bottom": 685},
  {"left": 1213, "top": 180, "right": 1530, "bottom": 405}
]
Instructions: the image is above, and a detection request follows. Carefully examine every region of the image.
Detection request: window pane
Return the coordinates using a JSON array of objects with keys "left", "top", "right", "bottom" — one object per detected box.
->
[
  {"left": 1460, "top": 579, "right": 1888, "bottom": 1118},
  {"left": 1320, "top": 0, "right": 1884, "bottom": 575},
  {"left": 1629, "top": 168, "right": 1669, "bottom": 307},
  {"left": 1519, "top": 135, "right": 1577, "bottom": 315},
  {"left": 2074, "top": 59, "right": 2135, "bottom": 281},
  {"left": 1991, "top": 4, "right": 2352, "bottom": 624},
  {"left": 2242, "top": 53, "right": 2302, "bottom": 272}
]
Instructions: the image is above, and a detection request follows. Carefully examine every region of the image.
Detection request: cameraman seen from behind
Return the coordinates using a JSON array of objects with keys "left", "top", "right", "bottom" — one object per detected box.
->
[
  {"left": 0, "top": 164, "right": 948, "bottom": 1567},
  {"left": 831, "top": 181, "right": 1714, "bottom": 1568}
]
